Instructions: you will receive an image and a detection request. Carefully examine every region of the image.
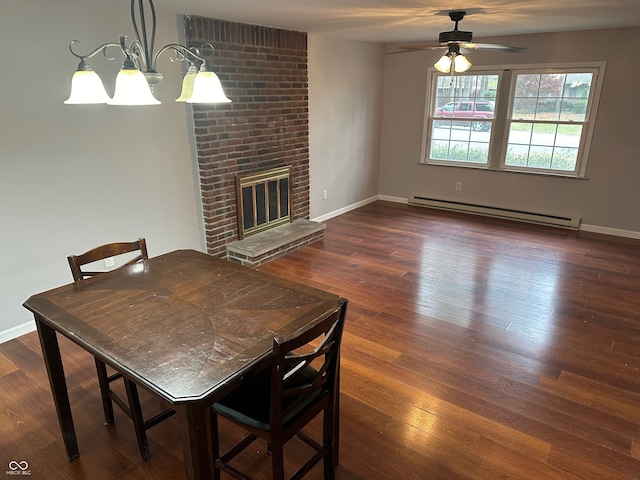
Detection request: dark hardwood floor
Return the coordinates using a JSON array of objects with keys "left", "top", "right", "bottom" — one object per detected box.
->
[{"left": 2, "top": 200, "right": 640, "bottom": 479}]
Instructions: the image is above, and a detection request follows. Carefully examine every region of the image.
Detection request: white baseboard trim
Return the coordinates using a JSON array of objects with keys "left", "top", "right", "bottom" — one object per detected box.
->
[
  {"left": 378, "top": 195, "right": 407, "bottom": 204},
  {"left": 311, "top": 195, "right": 379, "bottom": 223},
  {"left": 0, "top": 320, "right": 36, "bottom": 345},
  {"left": 579, "top": 223, "right": 640, "bottom": 240}
]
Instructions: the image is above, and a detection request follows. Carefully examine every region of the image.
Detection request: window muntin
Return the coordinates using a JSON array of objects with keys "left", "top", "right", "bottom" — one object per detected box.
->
[{"left": 422, "top": 65, "right": 603, "bottom": 177}]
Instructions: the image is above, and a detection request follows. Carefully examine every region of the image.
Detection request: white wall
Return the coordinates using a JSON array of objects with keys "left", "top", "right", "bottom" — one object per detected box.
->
[
  {"left": 0, "top": 0, "right": 205, "bottom": 342},
  {"left": 379, "top": 27, "right": 640, "bottom": 236},
  {"left": 308, "top": 35, "right": 384, "bottom": 220}
]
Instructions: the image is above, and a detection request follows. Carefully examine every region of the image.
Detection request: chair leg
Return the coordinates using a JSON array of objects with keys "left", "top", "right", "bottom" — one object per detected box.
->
[
  {"left": 124, "top": 379, "right": 151, "bottom": 461},
  {"left": 323, "top": 406, "right": 336, "bottom": 480},
  {"left": 94, "top": 358, "right": 115, "bottom": 425},
  {"left": 210, "top": 412, "right": 221, "bottom": 480},
  {"left": 270, "top": 442, "right": 285, "bottom": 480}
]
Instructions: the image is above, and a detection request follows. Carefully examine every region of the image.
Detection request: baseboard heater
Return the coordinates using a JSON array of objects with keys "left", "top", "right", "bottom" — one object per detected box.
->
[{"left": 408, "top": 195, "right": 580, "bottom": 230}]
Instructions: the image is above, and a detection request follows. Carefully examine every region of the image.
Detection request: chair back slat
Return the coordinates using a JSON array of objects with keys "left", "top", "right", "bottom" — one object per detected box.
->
[
  {"left": 68, "top": 238, "right": 148, "bottom": 281},
  {"left": 270, "top": 300, "right": 347, "bottom": 428}
]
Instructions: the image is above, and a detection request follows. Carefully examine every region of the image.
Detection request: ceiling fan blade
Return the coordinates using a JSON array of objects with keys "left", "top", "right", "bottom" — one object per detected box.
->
[
  {"left": 389, "top": 44, "right": 447, "bottom": 54},
  {"left": 460, "top": 43, "right": 525, "bottom": 52},
  {"left": 389, "top": 42, "right": 524, "bottom": 54}
]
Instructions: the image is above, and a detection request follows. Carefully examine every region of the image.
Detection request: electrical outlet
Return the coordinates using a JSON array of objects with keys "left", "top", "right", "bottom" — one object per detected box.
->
[
  {"left": 455, "top": 182, "right": 462, "bottom": 191},
  {"left": 104, "top": 258, "right": 115, "bottom": 268},
  {"left": 322, "top": 189, "right": 328, "bottom": 200}
]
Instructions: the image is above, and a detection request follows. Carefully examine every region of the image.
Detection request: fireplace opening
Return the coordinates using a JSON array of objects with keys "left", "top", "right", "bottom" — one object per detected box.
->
[{"left": 236, "top": 166, "right": 291, "bottom": 240}]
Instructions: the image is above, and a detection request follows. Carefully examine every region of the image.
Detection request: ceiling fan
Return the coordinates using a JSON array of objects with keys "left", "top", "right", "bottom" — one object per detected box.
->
[{"left": 393, "top": 11, "right": 523, "bottom": 54}]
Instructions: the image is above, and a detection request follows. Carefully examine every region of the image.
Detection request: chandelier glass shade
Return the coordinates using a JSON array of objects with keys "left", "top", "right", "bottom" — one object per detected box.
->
[
  {"left": 108, "top": 58, "right": 161, "bottom": 105},
  {"left": 175, "top": 65, "right": 198, "bottom": 103},
  {"left": 64, "top": 0, "right": 231, "bottom": 106},
  {"left": 186, "top": 67, "right": 232, "bottom": 104},
  {"left": 64, "top": 67, "right": 112, "bottom": 104}
]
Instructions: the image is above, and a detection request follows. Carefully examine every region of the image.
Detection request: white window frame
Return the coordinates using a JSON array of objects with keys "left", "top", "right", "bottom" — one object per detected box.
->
[{"left": 420, "top": 62, "right": 606, "bottom": 178}]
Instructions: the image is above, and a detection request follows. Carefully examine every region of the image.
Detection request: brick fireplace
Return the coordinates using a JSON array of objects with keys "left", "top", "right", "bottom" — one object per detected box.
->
[{"left": 183, "top": 17, "right": 311, "bottom": 258}]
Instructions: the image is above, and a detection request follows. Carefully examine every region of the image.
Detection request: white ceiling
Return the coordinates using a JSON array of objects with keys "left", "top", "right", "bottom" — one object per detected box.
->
[{"left": 141, "top": 0, "right": 640, "bottom": 44}]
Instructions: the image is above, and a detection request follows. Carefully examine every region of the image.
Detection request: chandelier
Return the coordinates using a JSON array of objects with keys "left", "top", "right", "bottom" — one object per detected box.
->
[{"left": 64, "top": 0, "right": 231, "bottom": 105}]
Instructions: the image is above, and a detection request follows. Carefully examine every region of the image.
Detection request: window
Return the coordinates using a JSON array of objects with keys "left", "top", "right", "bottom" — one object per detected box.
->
[
  {"left": 428, "top": 73, "right": 499, "bottom": 165},
  {"left": 422, "top": 64, "right": 605, "bottom": 177}
]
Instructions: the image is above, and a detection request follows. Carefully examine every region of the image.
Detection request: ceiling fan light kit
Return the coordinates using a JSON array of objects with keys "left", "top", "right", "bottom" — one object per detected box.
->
[{"left": 434, "top": 44, "right": 471, "bottom": 73}]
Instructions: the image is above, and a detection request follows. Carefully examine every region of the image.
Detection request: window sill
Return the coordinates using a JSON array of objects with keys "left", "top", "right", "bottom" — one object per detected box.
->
[{"left": 419, "top": 161, "right": 589, "bottom": 180}]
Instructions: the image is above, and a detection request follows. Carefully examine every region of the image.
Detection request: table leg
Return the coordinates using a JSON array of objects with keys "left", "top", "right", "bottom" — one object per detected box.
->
[
  {"left": 179, "top": 403, "right": 212, "bottom": 480},
  {"left": 35, "top": 317, "right": 79, "bottom": 461}
]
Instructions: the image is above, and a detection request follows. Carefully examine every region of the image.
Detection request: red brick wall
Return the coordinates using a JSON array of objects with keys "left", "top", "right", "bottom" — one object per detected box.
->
[{"left": 183, "top": 17, "right": 309, "bottom": 257}]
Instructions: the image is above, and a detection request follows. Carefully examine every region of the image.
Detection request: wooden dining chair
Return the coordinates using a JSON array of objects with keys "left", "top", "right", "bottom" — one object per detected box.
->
[
  {"left": 210, "top": 299, "right": 348, "bottom": 480},
  {"left": 67, "top": 238, "right": 176, "bottom": 460}
]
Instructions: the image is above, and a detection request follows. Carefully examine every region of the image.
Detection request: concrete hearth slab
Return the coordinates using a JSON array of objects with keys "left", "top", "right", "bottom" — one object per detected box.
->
[{"left": 226, "top": 219, "right": 325, "bottom": 266}]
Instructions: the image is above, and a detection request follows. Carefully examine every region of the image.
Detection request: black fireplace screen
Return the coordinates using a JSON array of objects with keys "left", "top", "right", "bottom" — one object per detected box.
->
[{"left": 236, "top": 166, "right": 291, "bottom": 239}]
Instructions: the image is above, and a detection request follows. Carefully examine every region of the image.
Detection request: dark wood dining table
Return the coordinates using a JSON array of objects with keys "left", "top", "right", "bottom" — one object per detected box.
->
[{"left": 23, "top": 249, "right": 344, "bottom": 480}]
